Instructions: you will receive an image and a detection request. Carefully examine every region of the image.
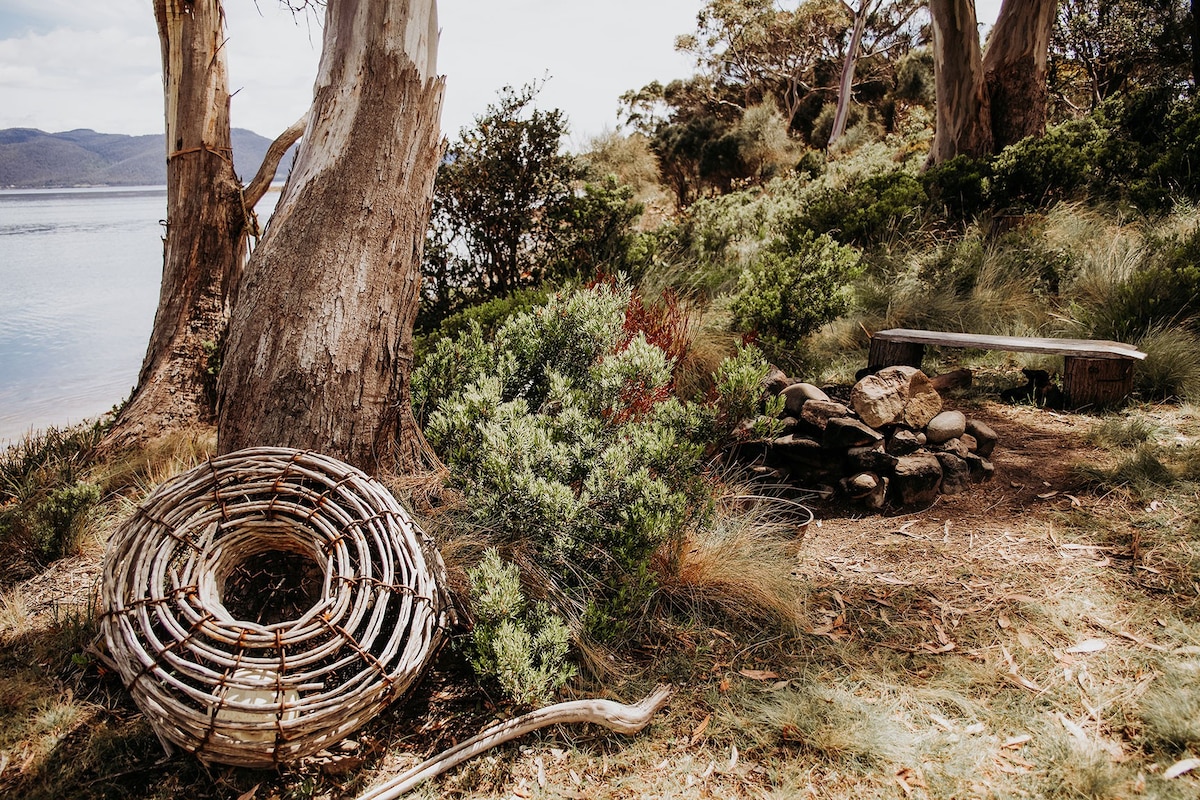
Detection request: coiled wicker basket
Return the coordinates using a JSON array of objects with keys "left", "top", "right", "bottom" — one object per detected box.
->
[{"left": 99, "top": 447, "right": 452, "bottom": 767}]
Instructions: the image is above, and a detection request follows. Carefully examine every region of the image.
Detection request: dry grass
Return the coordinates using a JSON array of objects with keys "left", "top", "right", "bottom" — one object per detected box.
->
[{"left": 2, "top": 404, "right": 1200, "bottom": 799}]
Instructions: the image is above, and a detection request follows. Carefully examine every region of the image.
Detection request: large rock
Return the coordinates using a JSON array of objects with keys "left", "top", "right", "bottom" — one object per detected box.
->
[
  {"left": 767, "top": 434, "right": 825, "bottom": 468},
  {"left": 780, "top": 382, "right": 831, "bottom": 414},
  {"left": 936, "top": 452, "right": 971, "bottom": 495},
  {"left": 886, "top": 428, "right": 925, "bottom": 456},
  {"left": 892, "top": 453, "right": 943, "bottom": 506},
  {"left": 926, "top": 410, "right": 967, "bottom": 444},
  {"left": 850, "top": 366, "right": 943, "bottom": 429},
  {"left": 965, "top": 419, "right": 998, "bottom": 458},
  {"left": 965, "top": 453, "right": 995, "bottom": 482},
  {"left": 801, "top": 399, "right": 851, "bottom": 431},
  {"left": 764, "top": 365, "right": 790, "bottom": 395},
  {"left": 823, "top": 417, "right": 884, "bottom": 450},
  {"left": 846, "top": 445, "right": 899, "bottom": 474}
]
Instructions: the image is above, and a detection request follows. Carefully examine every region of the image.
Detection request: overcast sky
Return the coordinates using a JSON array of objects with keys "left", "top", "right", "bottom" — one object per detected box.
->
[{"left": 0, "top": 0, "right": 1003, "bottom": 147}]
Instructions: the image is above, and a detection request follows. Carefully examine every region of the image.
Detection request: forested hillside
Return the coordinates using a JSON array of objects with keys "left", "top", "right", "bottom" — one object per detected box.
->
[{"left": 0, "top": 127, "right": 292, "bottom": 188}]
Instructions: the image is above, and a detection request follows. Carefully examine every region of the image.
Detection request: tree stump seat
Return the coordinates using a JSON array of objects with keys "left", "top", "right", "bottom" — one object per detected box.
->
[{"left": 867, "top": 328, "right": 1146, "bottom": 409}]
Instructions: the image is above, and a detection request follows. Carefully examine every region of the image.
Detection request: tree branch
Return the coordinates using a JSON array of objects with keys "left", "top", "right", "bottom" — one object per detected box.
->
[
  {"left": 243, "top": 114, "right": 307, "bottom": 208},
  {"left": 355, "top": 686, "right": 674, "bottom": 800}
]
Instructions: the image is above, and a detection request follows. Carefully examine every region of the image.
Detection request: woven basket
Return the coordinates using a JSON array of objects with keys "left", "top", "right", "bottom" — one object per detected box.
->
[{"left": 99, "top": 447, "right": 452, "bottom": 767}]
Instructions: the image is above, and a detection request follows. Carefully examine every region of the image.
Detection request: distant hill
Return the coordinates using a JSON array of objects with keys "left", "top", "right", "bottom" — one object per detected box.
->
[{"left": 0, "top": 128, "right": 297, "bottom": 189}]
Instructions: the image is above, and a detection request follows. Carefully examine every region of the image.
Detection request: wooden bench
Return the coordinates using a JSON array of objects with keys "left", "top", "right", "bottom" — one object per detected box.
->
[{"left": 868, "top": 329, "right": 1147, "bottom": 409}]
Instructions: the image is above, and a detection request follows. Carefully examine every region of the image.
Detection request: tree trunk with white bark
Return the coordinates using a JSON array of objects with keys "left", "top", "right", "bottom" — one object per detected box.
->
[
  {"left": 983, "top": 0, "right": 1058, "bottom": 150},
  {"left": 829, "top": 0, "right": 870, "bottom": 148},
  {"left": 217, "top": 0, "right": 444, "bottom": 474},
  {"left": 928, "top": 0, "right": 993, "bottom": 165}
]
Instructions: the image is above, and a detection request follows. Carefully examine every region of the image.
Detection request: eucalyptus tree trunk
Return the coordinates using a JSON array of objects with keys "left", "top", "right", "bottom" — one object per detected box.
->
[
  {"left": 927, "top": 0, "right": 993, "bottom": 165},
  {"left": 217, "top": 0, "right": 444, "bottom": 474},
  {"left": 105, "top": 0, "right": 244, "bottom": 446},
  {"left": 106, "top": 1, "right": 303, "bottom": 449},
  {"left": 829, "top": 0, "right": 870, "bottom": 148},
  {"left": 983, "top": 0, "right": 1059, "bottom": 150}
]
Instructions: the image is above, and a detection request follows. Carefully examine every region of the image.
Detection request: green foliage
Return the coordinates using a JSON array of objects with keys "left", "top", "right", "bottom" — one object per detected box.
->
[
  {"left": 990, "top": 119, "right": 1103, "bottom": 210},
  {"left": 423, "top": 284, "right": 709, "bottom": 647},
  {"left": 467, "top": 549, "right": 574, "bottom": 706},
  {"left": 922, "top": 155, "right": 992, "bottom": 221},
  {"left": 730, "top": 231, "right": 861, "bottom": 349},
  {"left": 794, "top": 170, "right": 927, "bottom": 246},
  {"left": 546, "top": 177, "right": 645, "bottom": 282},
  {"left": 0, "top": 425, "right": 105, "bottom": 573},
  {"left": 711, "top": 345, "right": 786, "bottom": 442},
  {"left": 1071, "top": 223, "right": 1200, "bottom": 343},
  {"left": 420, "top": 83, "right": 584, "bottom": 326}
]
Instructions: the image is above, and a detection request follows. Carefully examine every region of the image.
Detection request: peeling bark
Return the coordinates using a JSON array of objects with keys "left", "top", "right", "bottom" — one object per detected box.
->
[
  {"left": 983, "top": 0, "right": 1058, "bottom": 150},
  {"left": 217, "top": 0, "right": 445, "bottom": 475},
  {"left": 106, "top": 0, "right": 246, "bottom": 448},
  {"left": 928, "top": 0, "right": 993, "bottom": 165}
]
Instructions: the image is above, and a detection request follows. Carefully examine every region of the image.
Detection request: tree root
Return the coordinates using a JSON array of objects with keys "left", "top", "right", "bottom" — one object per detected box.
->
[{"left": 355, "top": 685, "right": 674, "bottom": 800}]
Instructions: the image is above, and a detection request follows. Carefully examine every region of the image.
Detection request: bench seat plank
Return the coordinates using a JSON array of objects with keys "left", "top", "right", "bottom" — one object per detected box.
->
[{"left": 872, "top": 329, "right": 1146, "bottom": 360}]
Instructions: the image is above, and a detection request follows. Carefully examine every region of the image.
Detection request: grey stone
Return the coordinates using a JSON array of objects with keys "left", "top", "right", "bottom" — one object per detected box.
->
[
  {"left": 861, "top": 475, "right": 889, "bottom": 510},
  {"left": 780, "top": 382, "right": 831, "bottom": 414},
  {"left": 960, "top": 433, "right": 978, "bottom": 452},
  {"left": 892, "top": 453, "right": 943, "bottom": 506},
  {"left": 764, "top": 366, "right": 790, "bottom": 395},
  {"left": 926, "top": 410, "right": 967, "bottom": 444},
  {"left": 965, "top": 419, "right": 998, "bottom": 458},
  {"left": 965, "top": 453, "right": 995, "bottom": 482},
  {"left": 846, "top": 445, "right": 899, "bottom": 474},
  {"left": 778, "top": 416, "right": 801, "bottom": 435},
  {"left": 842, "top": 471, "right": 880, "bottom": 498},
  {"left": 801, "top": 399, "right": 851, "bottom": 431},
  {"left": 936, "top": 452, "right": 971, "bottom": 495},
  {"left": 823, "top": 417, "right": 885, "bottom": 450},
  {"left": 886, "top": 428, "right": 924, "bottom": 456},
  {"left": 850, "top": 366, "right": 943, "bottom": 429},
  {"left": 934, "top": 437, "right": 970, "bottom": 458},
  {"left": 767, "top": 434, "right": 825, "bottom": 468}
]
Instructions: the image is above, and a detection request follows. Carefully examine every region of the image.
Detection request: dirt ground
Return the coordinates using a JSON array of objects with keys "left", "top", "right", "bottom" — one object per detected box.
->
[{"left": 2, "top": 399, "right": 1199, "bottom": 799}]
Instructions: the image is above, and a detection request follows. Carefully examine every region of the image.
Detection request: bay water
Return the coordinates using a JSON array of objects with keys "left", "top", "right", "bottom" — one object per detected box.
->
[{"left": 0, "top": 187, "right": 165, "bottom": 444}]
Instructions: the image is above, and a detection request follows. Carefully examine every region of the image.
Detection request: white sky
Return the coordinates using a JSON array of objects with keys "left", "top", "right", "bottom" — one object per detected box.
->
[{"left": 0, "top": 0, "right": 1003, "bottom": 146}]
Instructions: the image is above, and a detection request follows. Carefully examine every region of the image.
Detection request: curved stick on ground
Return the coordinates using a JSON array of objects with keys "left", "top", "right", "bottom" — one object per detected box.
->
[{"left": 356, "top": 685, "right": 674, "bottom": 800}]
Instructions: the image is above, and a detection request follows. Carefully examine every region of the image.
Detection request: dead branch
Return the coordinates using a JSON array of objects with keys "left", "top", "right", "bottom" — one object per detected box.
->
[
  {"left": 243, "top": 114, "right": 307, "bottom": 208},
  {"left": 355, "top": 685, "right": 674, "bottom": 800}
]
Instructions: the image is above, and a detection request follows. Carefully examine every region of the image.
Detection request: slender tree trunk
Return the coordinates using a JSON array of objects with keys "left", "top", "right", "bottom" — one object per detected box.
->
[
  {"left": 983, "top": 0, "right": 1059, "bottom": 150},
  {"left": 105, "top": 0, "right": 245, "bottom": 447},
  {"left": 928, "top": 0, "right": 993, "bottom": 165},
  {"left": 1192, "top": 0, "right": 1200, "bottom": 86},
  {"left": 217, "top": 0, "right": 444, "bottom": 475},
  {"left": 829, "top": 1, "right": 870, "bottom": 148}
]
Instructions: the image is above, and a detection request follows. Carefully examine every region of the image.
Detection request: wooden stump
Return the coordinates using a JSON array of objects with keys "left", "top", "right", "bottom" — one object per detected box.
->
[
  {"left": 869, "top": 337, "right": 925, "bottom": 369},
  {"left": 1063, "top": 356, "right": 1135, "bottom": 409}
]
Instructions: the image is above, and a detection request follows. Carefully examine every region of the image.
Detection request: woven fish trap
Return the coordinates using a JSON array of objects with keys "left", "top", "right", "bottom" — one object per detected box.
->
[{"left": 99, "top": 447, "right": 452, "bottom": 768}]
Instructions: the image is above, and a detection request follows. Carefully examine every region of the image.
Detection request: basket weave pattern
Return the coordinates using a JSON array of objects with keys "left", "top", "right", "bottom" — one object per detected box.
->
[{"left": 99, "top": 447, "right": 450, "bottom": 767}]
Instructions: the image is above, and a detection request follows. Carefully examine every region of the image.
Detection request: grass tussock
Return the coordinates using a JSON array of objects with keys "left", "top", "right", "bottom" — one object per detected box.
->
[{"left": 655, "top": 491, "right": 810, "bottom": 633}]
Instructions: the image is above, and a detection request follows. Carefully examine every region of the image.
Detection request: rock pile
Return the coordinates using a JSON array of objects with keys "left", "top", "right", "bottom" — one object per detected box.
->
[{"left": 743, "top": 365, "right": 997, "bottom": 508}]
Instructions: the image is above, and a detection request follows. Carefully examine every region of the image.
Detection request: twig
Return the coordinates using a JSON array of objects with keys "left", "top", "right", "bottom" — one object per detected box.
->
[{"left": 355, "top": 686, "right": 674, "bottom": 800}]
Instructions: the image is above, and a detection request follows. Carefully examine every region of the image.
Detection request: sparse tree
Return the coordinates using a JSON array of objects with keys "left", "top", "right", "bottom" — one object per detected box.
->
[{"left": 217, "top": 0, "right": 444, "bottom": 473}]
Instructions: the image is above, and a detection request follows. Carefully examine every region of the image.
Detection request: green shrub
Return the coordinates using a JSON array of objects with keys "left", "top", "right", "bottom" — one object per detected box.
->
[
  {"left": 795, "top": 170, "right": 927, "bottom": 246},
  {"left": 467, "top": 549, "right": 574, "bottom": 706},
  {"left": 730, "top": 231, "right": 861, "bottom": 349},
  {"left": 990, "top": 118, "right": 1102, "bottom": 210},
  {"left": 0, "top": 425, "right": 104, "bottom": 573},
  {"left": 422, "top": 283, "right": 710, "bottom": 646},
  {"left": 922, "top": 155, "right": 992, "bottom": 222}
]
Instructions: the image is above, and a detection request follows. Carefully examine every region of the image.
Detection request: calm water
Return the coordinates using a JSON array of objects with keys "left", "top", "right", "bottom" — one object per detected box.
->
[{"left": 0, "top": 187, "right": 165, "bottom": 444}]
